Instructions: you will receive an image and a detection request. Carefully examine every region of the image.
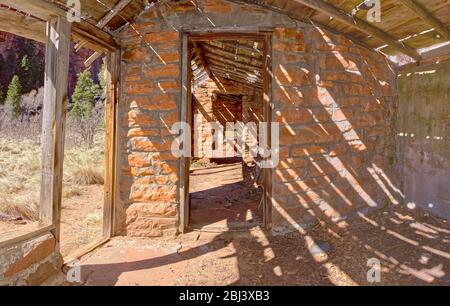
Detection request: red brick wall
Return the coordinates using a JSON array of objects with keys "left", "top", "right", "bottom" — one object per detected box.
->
[{"left": 116, "top": 0, "right": 399, "bottom": 237}]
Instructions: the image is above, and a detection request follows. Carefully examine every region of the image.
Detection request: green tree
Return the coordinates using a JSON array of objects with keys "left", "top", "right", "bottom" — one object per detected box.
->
[
  {"left": 71, "top": 70, "right": 101, "bottom": 119},
  {"left": 18, "top": 44, "right": 45, "bottom": 94},
  {"left": 6, "top": 75, "right": 22, "bottom": 118},
  {"left": 21, "top": 55, "right": 31, "bottom": 71}
]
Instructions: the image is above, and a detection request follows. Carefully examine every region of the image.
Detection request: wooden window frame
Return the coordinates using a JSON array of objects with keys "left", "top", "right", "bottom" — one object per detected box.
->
[{"left": 0, "top": 18, "right": 120, "bottom": 255}]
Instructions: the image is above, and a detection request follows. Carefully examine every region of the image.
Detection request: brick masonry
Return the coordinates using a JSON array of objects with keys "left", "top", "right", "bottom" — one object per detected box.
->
[
  {"left": 192, "top": 77, "right": 262, "bottom": 159},
  {"left": 116, "top": 0, "right": 400, "bottom": 236},
  {"left": 0, "top": 233, "right": 62, "bottom": 285}
]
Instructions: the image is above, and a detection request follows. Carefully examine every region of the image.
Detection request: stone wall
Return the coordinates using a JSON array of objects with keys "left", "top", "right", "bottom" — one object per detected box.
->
[
  {"left": 0, "top": 233, "right": 62, "bottom": 285},
  {"left": 271, "top": 27, "right": 399, "bottom": 233},
  {"left": 116, "top": 0, "right": 400, "bottom": 236},
  {"left": 397, "top": 62, "right": 450, "bottom": 219},
  {"left": 192, "top": 77, "right": 262, "bottom": 159}
]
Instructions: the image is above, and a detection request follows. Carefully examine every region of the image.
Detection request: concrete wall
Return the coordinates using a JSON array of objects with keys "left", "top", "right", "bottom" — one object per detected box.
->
[
  {"left": 116, "top": 0, "right": 400, "bottom": 236},
  {"left": 397, "top": 62, "right": 450, "bottom": 219}
]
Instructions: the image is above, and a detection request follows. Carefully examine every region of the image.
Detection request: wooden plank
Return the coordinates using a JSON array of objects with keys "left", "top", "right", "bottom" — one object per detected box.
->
[
  {"left": 0, "top": 223, "right": 54, "bottom": 250},
  {"left": 0, "top": 0, "right": 118, "bottom": 51},
  {"left": 84, "top": 51, "right": 103, "bottom": 68},
  {"left": 399, "top": 0, "right": 450, "bottom": 40},
  {"left": 399, "top": 42, "right": 450, "bottom": 71},
  {"left": 63, "top": 237, "right": 109, "bottom": 264},
  {"left": 97, "top": 0, "right": 133, "bottom": 29},
  {"left": 0, "top": 8, "right": 46, "bottom": 43},
  {"left": 103, "top": 50, "right": 121, "bottom": 238},
  {"left": 262, "top": 34, "right": 273, "bottom": 229},
  {"left": 209, "top": 66, "right": 263, "bottom": 85},
  {"left": 39, "top": 16, "right": 71, "bottom": 241},
  {"left": 201, "top": 43, "right": 264, "bottom": 65},
  {"left": 76, "top": 0, "right": 132, "bottom": 50},
  {"left": 290, "top": 0, "right": 421, "bottom": 60},
  {"left": 179, "top": 33, "right": 191, "bottom": 233}
]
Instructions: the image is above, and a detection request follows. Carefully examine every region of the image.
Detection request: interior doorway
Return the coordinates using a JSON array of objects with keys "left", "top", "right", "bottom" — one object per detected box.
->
[{"left": 180, "top": 33, "right": 272, "bottom": 231}]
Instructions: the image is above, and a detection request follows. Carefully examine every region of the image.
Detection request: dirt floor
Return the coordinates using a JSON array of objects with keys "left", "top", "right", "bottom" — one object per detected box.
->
[
  {"left": 59, "top": 185, "right": 104, "bottom": 257},
  {"left": 71, "top": 204, "right": 449, "bottom": 286},
  {"left": 189, "top": 161, "right": 263, "bottom": 229},
  {"left": 0, "top": 185, "right": 103, "bottom": 257}
]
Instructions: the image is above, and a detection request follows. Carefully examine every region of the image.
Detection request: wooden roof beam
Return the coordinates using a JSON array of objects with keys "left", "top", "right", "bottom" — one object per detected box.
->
[
  {"left": 209, "top": 65, "right": 263, "bottom": 83},
  {"left": 97, "top": 0, "right": 133, "bottom": 29},
  {"left": 201, "top": 43, "right": 264, "bottom": 66},
  {"left": 194, "top": 42, "right": 214, "bottom": 78},
  {"left": 213, "top": 73, "right": 263, "bottom": 88},
  {"left": 76, "top": 0, "right": 132, "bottom": 51},
  {"left": 398, "top": 0, "right": 450, "bottom": 40},
  {"left": 0, "top": 0, "right": 119, "bottom": 51},
  {"left": 203, "top": 52, "right": 263, "bottom": 71},
  {"left": 0, "top": 8, "right": 46, "bottom": 43},
  {"left": 291, "top": 0, "right": 422, "bottom": 60}
]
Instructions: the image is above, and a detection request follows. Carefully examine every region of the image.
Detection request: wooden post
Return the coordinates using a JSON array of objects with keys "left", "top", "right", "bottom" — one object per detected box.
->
[
  {"left": 179, "top": 33, "right": 191, "bottom": 233},
  {"left": 40, "top": 17, "right": 71, "bottom": 240},
  {"left": 103, "top": 50, "right": 121, "bottom": 238}
]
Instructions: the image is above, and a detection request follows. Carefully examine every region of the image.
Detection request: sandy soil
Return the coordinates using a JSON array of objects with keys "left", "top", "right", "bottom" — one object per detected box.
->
[
  {"left": 0, "top": 185, "right": 104, "bottom": 257},
  {"left": 59, "top": 185, "right": 104, "bottom": 257},
  {"left": 189, "top": 161, "right": 263, "bottom": 230},
  {"left": 74, "top": 204, "right": 449, "bottom": 286}
]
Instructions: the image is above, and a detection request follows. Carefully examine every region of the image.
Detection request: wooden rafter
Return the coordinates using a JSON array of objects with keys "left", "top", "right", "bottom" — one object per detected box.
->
[
  {"left": 0, "top": 0, "right": 118, "bottom": 51},
  {"left": 398, "top": 0, "right": 450, "bottom": 40},
  {"left": 193, "top": 42, "right": 214, "bottom": 78},
  {"left": 97, "top": 0, "right": 133, "bottom": 29},
  {"left": 399, "top": 43, "right": 450, "bottom": 71},
  {"left": 76, "top": 0, "right": 133, "bottom": 51},
  {"left": 0, "top": 8, "right": 46, "bottom": 43},
  {"left": 290, "top": 0, "right": 421, "bottom": 60},
  {"left": 202, "top": 43, "right": 264, "bottom": 66}
]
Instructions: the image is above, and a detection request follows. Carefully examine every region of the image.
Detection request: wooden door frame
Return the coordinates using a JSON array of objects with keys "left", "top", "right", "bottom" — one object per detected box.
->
[{"left": 179, "top": 32, "right": 273, "bottom": 232}]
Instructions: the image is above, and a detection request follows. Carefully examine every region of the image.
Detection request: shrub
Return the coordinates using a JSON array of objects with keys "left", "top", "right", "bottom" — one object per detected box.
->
[{"left": 6, "top": 75, "right": 22, "bottom": 118}]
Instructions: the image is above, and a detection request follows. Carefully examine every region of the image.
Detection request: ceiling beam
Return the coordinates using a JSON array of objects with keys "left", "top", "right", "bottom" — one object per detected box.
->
[
  {"left": 201, "top": 43, "right": 264, "bottom": 66},
  {"left": 213, "top": 72, "right": 263, "bottom": 88},
  {"left": 194, "top": 42, "right": 214, "bottom": 78},
  {"left": 76, "top": 0, "right": 132, "bottom": 51},
  {"left": 290, "top": 0, "right": 421, "bottom": 60},
  {"left": 97, "top": 0, "right": 133, "bottom": 29},
  {"left": 399, "top": 43, "right": 450, "bottom": 71},
  {"left": 203, "top": 52, "right": 263, "bottom": 71},
  {"left": 398, "top": 0, "right": 450, "bottom": 40},
  {"left": 0, "top": 0, "right": 119, "bottom": 51},
  {"left": 209, "top": 40, "right": 264, "bottom": 56},
  {"left": 0, "top": 8, "right": 46, "bottom": 43},
  {"left": 209, "top": 65, "right": 262, "bottom": 82},
  {"left": 208, "top": 61, "right": 262, "bottom": 77}
]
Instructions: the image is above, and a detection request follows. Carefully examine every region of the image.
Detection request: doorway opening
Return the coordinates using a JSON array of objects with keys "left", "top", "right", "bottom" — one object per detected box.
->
[{"left": 181, "top": 33, "right": 272, "bottom": 231}]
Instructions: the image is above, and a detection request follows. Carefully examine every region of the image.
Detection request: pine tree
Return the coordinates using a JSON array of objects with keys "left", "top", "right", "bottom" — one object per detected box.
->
[
  {"left": 6, "top": 75, "right": 22, "bottom": 118},
  {"left": 21, "top": 55, "right": 31, "bottom": 71},
  {"left": 71, "top": 70, "right": 101, "bottom": 119}
]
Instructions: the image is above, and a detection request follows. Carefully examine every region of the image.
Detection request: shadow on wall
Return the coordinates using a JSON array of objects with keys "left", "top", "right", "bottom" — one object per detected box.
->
[
  {"left": 397, "top": 61, "right": 450, "bottom": 220},
  {"left": 81, "top": 24, "right": 449, "bottom": 285}
]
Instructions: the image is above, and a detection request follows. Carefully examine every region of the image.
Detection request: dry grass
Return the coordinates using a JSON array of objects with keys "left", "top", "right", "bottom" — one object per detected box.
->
[{"left": 0, "top": 133, "right": 105, "bottom": 221}]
